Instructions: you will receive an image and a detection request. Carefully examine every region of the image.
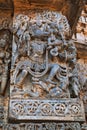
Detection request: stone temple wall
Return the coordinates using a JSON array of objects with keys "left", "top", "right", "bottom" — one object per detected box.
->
[
  {"left": 0, "top": 0, "right": 87, "bottom": 130},
  {"left": 75, "top": 5, "right": 87, "bottom": 129}
]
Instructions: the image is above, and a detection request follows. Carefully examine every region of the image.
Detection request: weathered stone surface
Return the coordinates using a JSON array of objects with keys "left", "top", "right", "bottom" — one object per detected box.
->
[
  {"left": 9, "top": 99, "right": 85, "bottom": 122},
  {"left": 11, "top": 11, "right": 80, "bottom": 100},
  {"left": 0, "top": 0, "right": 87, "bottom": 130},
  {"left": 13, "top": 0, "right": 84, "bottom": 30},
  {"left": 73, "top": 5, "right": 87, "bottom": 59},
  {"left": 0, "top": 30, "right": 12, "bottom": 95},
  {"left": 8, "top": 9, "right": 85, "bottom": 126},
  {"left": 3, "top": 123, "right": 81, "bottom": 130}
]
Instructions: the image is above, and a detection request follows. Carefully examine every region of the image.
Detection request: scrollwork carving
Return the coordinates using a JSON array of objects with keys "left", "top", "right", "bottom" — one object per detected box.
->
[
  {"left": 9, "top": 99, "right": 85, "bottom": 121},
  {"left": 3, "top": 123, "right": 81, "bottom": 130}
]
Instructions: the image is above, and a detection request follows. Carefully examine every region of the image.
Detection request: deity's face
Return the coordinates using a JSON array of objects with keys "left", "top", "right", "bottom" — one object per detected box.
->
[{"left": 30, "top": 40, "right": 46, "bottom": 57}]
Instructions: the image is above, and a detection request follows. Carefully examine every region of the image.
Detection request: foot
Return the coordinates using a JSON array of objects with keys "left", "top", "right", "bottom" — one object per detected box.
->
[{"left": 45, "top": 78, "right": 57, "bottom": 85}]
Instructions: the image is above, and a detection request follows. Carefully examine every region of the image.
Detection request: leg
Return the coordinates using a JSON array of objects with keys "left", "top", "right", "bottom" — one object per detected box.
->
[
  {"left": 46, "top": 64, "right": 60, "bottom": 84},
  {"left": 15, "top": 69, "right": 28, "bottom": 86}
]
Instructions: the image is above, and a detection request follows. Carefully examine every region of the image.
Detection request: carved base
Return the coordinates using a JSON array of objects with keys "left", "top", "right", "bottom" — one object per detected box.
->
[
  {"left": 2, "top": 123, "right": 81, "bottom": 130},
  {"left": 9, "top": 99, "right": 85, "bottom": 122}
]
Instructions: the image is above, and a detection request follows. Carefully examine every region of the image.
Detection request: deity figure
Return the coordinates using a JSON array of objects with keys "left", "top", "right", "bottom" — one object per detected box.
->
[{"left": 11, "top": 12, "right": 80, "bottom": 98}]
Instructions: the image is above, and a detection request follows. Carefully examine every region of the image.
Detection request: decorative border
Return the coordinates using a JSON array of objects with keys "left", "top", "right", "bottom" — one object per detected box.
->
[
  {"left": 9, "top": 99, "right": 85, "bottom": 122},
  {"left": 3, "top": 123, "right": 81, "bottom": 130}
]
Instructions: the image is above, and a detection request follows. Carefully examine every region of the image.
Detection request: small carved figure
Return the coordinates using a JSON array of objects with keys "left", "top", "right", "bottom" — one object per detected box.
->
[{"left": 0, "top": 31, "right": 11, "bottom": 95}]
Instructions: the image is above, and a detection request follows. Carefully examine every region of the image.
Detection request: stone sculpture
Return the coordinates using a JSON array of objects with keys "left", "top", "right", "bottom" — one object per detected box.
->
[
  {"left": 0, "top": 30, "right": 11, "bottom": 95},
  {"left": 8, "top": 11, "right": 86, "bottom": 123},
  {"left": 2, "top": 122, "right": 81, "bottom": 130},
  {"left": 0, "top": 0, "right": 87, "bottom": 129},
  {"left": 10, "top": 11, "right": 80, "bottom": 99}
]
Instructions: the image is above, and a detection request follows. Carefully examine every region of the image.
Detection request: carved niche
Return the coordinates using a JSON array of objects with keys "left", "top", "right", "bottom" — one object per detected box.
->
[{"left": 9, "top": 10, "right": 85, "bottom": 122}]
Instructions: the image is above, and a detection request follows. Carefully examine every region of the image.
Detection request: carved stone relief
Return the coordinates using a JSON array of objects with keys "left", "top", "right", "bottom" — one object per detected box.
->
[
  {"left": 9, "top": 99, "right": 85, "bottom": 121},
  {"left": 8, "top": 10, "right": 85, "bottom": 122},
  {"left": 77, "top": 61, "right": 87, "bottom": 87},
  {"left": 73, "top": 5, "right": 87, "bottom": 43},
  {"left": 0, "top": 17, "right": 12, "bottom": 31},
  {"left": 0, "top": 30, "right": 12, "bottom": 95},
  {"left": 3, "top": 123, "right": 81, "bottom": 130},
  {"left": 0, "top": 1, "right": 86, "bottom": 130},
  {"left": 0, "top": 105, "right": 4, "bottom": 124},
  {"left": 81, "top": 123, "right": 87, "bottom": 130},
  {"left": 11, "top": 11, "right": 80, "bottom": 99},
  {"left": 76, "top": 60, "right": 87, "bottom": 115}
]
